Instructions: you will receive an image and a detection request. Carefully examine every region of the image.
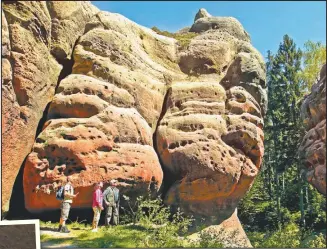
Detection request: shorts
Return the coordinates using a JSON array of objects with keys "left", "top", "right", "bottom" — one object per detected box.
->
[{"left": 60, "top": 202, "right": 71, "bottom": 221}]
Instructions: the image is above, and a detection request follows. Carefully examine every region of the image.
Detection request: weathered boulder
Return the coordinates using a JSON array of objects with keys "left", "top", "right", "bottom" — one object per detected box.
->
[
  {"left": 156, "top": 9, "right": 266, "bottom": 238},
  {"left": 190, "top": 11, "right": 250, "bottom": 42},
  {"left": 299, "top": 64, "right": 326, "bottom": 195},
  {"left": 47, "top": 1, "right": 99, "bottom": 60},
  {"left": 24, "top": 88, "right": 163, "bottom": 210},
  {"left": 22, "top": 10, "right": 184, "bottom": 211},
  {"left": 1, "top": 1, "right": 98, "bottom": 215},
  {"left": 1, "top": 2, "right": 61, "bottom": 215},
  {"left": 194, "top": 8, "right": 212, "bottom": 22}
]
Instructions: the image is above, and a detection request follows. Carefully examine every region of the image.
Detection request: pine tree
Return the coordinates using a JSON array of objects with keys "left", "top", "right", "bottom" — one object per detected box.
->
[{"left": 264, "top": 35, "right": 304, "bottom": 229}]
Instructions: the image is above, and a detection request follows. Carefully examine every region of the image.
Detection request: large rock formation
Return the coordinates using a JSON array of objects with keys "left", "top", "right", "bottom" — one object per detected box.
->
[
  {"left": 156, "top": 9, "right": 266, "bottom": 229},
  {"left": 1, "top": 1, "right": 98, "bottom": 215},
  {"left": 299, "top": 64, "right": 326, "bottom": 195},
  {"left": 22, "top": 10, "right": 181, "bottom": 211},
  {"left": 3, "top": 4, "right": 267, "bottom": 245}
]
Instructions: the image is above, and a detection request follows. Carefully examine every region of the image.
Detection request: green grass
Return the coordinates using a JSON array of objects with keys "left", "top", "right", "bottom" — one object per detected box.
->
[{"left": 40, "top": 221, "right": 149, "bottom": 248}]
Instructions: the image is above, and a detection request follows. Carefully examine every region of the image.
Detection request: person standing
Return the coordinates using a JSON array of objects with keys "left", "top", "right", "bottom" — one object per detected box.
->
[
  {"left": 58, "top": 176, "right": 79, "bottom": 233},
  {"left": 92, "top": 182, "right": 104, "bottom": 232},
  {"left": 103, "top": 179, "right": 120, "bottom": 226}
]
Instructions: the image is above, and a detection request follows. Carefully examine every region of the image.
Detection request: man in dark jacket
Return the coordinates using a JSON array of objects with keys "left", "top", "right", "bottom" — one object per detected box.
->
[{"left": 103, "top": 179, "right": 120, "bottom": 226}]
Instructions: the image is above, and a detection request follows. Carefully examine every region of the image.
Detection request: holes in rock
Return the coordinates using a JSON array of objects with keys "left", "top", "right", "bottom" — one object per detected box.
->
[
  {"left": 104, "top": 86, "right": 108, "bottom": 89},
  {"left": 175, "top": 100, "right": 182, "bottom": 109},
  {"left": 20, "top": 111, "right": 28, "bottom": 123},
  {"left": 63, "top": 134, "right": 77, "bottom": 141},
  {"left": 97, "top": 145, "right": 112, "bottom": 152},
  {"left": 169, "top": 143, "right": 177, "bottom": 150},
  {"left": 36, "top": 137, "right": 46, "bottom": 143},
  {"left": 181, "top": 140, "right": 187, "bottom": 146},
  {"left": 100, "top": 166, "right": 108, "bottom": 174},
  {"left": 114, "top": 137, "right": 119, "bottom": 143}
]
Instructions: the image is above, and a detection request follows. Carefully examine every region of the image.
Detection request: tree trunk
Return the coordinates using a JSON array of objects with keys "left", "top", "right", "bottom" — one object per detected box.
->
[
  {"left": 275, "top": 171, "right": 281, "bottom": 230},
  {"left": 299, "top": 172, "right": 306, "bottom": 228}
]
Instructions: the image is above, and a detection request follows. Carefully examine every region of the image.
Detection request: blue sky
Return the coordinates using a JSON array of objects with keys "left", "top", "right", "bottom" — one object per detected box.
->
[{"left": 91, "top": 1, "right": 326, "bottom": 58}]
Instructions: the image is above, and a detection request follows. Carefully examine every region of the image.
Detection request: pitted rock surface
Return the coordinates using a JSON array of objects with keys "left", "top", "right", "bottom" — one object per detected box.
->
[
  {"left": 156, "top": 10, "right": 266, "bottom": 225},
  {"left": 3, "top": 4, "right": 267, "bottom": 244},
  {"left": 299, "top": 64, "right": 326, "bottom": 195},
  {"left": 1, "top": 1, "right": 98, "bottom": 214},
  {"left": 22, "top": 9, "right": 184, "bottom": 211}
]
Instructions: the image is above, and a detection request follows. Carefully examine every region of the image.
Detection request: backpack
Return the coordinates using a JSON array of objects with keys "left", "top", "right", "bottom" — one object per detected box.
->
[{"left": 56, "top": 186, "right": 65, "bottom": 201}]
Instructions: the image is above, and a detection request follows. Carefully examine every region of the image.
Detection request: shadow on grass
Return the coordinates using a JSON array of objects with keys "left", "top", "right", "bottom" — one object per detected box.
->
[
  {"left": 41, "top": 236, "right": 74, "bottom": 246},
  {"left": 40, "top": 227, "right": 59, "bottom": 232}
]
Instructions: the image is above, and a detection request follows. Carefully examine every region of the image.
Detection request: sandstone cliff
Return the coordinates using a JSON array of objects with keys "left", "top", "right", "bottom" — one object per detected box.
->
[
  {"left": 299, "top": 64, "right": 326, "bottom": 195},
  {"left": 1, "top": 1, "right": 99, "bottom": 215},
  {"left": 2, "top": 3, "right": 267, "bottom": 246}
]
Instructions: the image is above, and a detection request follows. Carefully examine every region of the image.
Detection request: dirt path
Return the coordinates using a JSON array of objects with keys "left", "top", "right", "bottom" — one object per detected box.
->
[{"left": 40, "top": 229, "right": 78, "bottom": 249}]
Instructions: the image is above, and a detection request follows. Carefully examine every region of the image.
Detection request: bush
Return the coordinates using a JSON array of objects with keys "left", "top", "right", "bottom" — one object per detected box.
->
[
  {"left": 120, "top": 195, "right": 194, "bottom": 247},
  {"left": 248, "top": 222, "right": 327, "bottom": 248}
]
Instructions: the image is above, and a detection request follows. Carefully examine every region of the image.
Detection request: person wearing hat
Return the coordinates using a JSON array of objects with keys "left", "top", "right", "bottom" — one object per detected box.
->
[{"left": 103, "top": 179, "right": 120, "bottom": 226}]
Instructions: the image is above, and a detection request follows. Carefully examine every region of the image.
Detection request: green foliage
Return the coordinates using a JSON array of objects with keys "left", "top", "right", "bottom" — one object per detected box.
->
[
  {"left": 298, "top": 40, "right": 326, "bottom": 90},
  {"left": 247, "top": 223, "right": 326, "bottom": 248},
  {"left": 121, "top": 195, "right": 193, "bottom": 247},
  {"left": 238, "top": 173, "right": 278, "bottom": 231},
  {"left": 240, "top": 34, "right": 326, "bottom": 247},
  {"left": 151, "top": 26, "right": 197, "bottom": 50},
  {"left": 193, "top": 228, "right": 224, "bottom": 248}
]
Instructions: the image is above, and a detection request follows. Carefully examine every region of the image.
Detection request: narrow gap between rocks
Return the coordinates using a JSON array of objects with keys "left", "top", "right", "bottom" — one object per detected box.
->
[{"left": 152, "top": 87, "right": 179, "bottom": 200}]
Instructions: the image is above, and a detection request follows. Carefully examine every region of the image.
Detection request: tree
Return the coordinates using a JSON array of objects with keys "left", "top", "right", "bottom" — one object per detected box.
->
[
  {"left": 299, "top": 41, "right": 326, "bottom": 91},
  {"left": 264, "top": 34, "right": 304, "bottom": 229},
  {"left": 240, "top": 35, "right": 326, "bottom": 243}
]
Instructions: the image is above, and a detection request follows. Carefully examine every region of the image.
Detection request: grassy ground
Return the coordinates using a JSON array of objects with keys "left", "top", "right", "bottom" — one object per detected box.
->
[{"left": 40, "top": 221, "right": 150, "bottom": 248}]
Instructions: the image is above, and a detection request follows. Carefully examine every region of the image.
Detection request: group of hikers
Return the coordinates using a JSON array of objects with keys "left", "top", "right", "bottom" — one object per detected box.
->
[{"left": 57, "top": 176, "right": 120, "bottom": 233}]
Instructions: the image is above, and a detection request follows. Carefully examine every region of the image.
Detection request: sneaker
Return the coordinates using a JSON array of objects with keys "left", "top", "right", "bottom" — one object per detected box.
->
[
  {"left": 57, "top": 225, "right": 62, "bottom": 232},
  {"left": 91, "top": 228, "right": 98, "bottom": 232}
]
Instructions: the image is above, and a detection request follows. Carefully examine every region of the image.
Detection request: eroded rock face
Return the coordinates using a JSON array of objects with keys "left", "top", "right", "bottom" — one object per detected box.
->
[
  {"left": 1, "top": 1, "right": 98, "bottom": 215},
  {"left": 22, "top": 10, "right": 183, "bottom": 211},
  {"left": 11, "top": 5, "right": 266, "bottom": 245},
  {"left": 156, "top": 10, "right": 266, "bottom": 226},
  {"left": 299, "top": 64, "right": 326, "bottom": 195}
]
